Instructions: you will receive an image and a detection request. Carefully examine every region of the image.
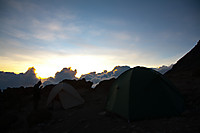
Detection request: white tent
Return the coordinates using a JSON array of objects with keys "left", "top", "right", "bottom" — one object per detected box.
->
[{"left": 47, "top": 82, "right": 84, "bottom": 109}]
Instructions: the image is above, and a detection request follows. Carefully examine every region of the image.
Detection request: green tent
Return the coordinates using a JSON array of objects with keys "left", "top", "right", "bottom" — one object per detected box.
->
[{"left": 106, "top": 66, "right": 184, "bottom": 120}]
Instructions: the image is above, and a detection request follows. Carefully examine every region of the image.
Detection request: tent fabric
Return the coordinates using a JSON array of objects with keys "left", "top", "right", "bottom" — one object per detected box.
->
[
  {"left": 47, "top": 82, "right": 84, "bottom": 109},
  {"left": 106, "top": 66, "right": 185, "bottom": 120}
]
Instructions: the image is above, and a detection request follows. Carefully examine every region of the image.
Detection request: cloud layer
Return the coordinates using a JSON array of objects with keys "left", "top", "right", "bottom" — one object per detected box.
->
[
  {"left": 152, "top": 65, "right": 173, "bottom": 74},
  {"left": 80, "top": 66, "right": 131, "bottom": 88},
  {"left": 43, "top": 67, "right": 77, "bottom": 86},
  {"left": 0, "top": 67, "right": 39, "bottom": 90},
  {"left": 0, "top": 65, "right": 172, "bottom": 90}
]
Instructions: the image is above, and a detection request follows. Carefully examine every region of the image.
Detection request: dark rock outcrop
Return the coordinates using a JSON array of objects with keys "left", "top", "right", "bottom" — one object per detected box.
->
[
  {"left": 61, "top": 78, "right": 93, "bottom": 90},
  {"left": 165, "top": 40, "right": 200, "bottom": 76},
  {"left": 94, "top": 78, "right": 116, "bottom": 92},
  {"left": 165, "top": 40, "right": 200, "bottom": 110}
]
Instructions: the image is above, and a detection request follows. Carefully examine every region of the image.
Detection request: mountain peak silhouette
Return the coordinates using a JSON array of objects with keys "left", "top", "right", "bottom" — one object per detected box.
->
[
  {"left": 166, "top": 40, "right": 200, "bottom": 74},
  {"left": 165, "top": 40, "right": 200, "bottom": 111}
]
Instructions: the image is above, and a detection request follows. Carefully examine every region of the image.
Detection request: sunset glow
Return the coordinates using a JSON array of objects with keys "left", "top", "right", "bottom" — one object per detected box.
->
[
  {"left": 0, "top": 0, "right": 199, "bottom": 83},
  {"left": 33, "top": 55, "right": 117, "bottom": 78}
]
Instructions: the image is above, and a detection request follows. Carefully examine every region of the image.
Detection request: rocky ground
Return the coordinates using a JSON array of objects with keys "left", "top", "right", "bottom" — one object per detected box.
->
[{"left": 0, "top": 75, "right": 200, "bottom": 133}]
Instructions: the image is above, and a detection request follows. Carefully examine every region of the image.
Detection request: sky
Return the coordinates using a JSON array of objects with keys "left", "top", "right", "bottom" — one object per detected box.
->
[{"left": 0, "top": 0, "right": 200, "bottom": 78}]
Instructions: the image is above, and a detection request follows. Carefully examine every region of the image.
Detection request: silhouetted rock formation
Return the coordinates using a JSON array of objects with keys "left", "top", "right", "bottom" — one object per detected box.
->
[
  {"left": 0, "top": 86, "right": 34, "bottom": 112},
  {"left": 41, "top": 84, "right": 56, "bottom": 98},
  {"left": 165, "top": 40, "right": 200, "bottom": 110},
  {"left": 165, "top": 40, "right": 200, "bottom": 76},
  {"left": 95, "top": 78, "right": 116, "bottom": 92},
  {"left": 61, "top": 78, "right": 93, "bottom": 90}
]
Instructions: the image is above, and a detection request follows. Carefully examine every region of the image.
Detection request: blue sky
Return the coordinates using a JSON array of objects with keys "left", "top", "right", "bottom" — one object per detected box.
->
[{"left": 0, "top": 0, "right": 199, "bottom": 78}]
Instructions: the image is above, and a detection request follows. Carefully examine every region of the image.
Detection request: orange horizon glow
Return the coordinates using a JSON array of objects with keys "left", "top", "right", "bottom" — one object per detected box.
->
[
  {"left": 1, "top": 63, "right": 167, "bottom": 80},
  {"left": 0, "top": 52, "right": 175, "bottom": 79}
]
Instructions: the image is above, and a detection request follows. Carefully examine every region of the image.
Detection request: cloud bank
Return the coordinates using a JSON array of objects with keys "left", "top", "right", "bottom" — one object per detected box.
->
[
  {"left": 0, "top": 65, "right": 172, "bottom": 90},
  {"left": 0, "top": 67, "right": 39, "bottom": 90},
  {"left": 152, "top": 65, "right": 173, "bottom": 74},
  {"left": 80, "top": 66, "right": 131, "bottom": 88},
  {"left": 43, "top": 67, "right": 77, "bottom": 86}
]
